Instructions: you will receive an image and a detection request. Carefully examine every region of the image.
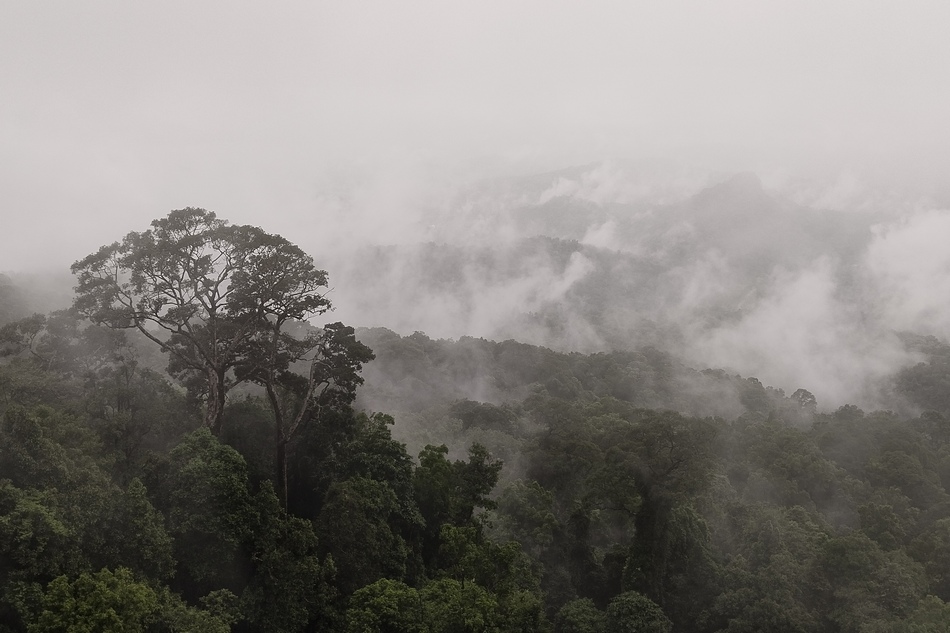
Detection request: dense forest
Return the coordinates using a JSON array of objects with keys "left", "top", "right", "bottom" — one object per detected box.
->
[{"left": 2, "top": 195, "right": 950, "bottom": 633}]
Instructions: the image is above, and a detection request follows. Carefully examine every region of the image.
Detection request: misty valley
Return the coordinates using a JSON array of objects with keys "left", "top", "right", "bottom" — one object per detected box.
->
[{"left": 2, "top": 166, "right": 950, "bottom": 632}]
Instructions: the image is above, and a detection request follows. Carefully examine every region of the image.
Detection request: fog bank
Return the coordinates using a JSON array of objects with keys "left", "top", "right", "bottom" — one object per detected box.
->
[{"left": 316, "top": 163, "right": 945, "bottom": 411}]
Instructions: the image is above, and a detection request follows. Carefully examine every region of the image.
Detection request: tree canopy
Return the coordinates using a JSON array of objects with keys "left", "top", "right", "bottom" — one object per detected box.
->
[
  {"left": 4, "top": 209, "right": 950, "bottom": 632},
  {"left": 71, "top": 208, "right": 332, "bottom": 434}
]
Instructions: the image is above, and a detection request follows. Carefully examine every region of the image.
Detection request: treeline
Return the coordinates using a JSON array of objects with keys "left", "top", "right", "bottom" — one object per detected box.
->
[
  {"left": 3, "top": 203, "right": 950, "bottom": 632},
  {"left": 0, "top": 306, "right": 545, "bottom": 632},
  {"left": 355, "top": 327, "right": 823, "bottom": 421},
  {"left": 3, "top": 306, "right": 950, "bottom": 631},
  {"left": 360, "top": 329, "right": 950, "bottom": 632},
  {"left": 333, "top": 172, "right": 891, "bottom": 354}
]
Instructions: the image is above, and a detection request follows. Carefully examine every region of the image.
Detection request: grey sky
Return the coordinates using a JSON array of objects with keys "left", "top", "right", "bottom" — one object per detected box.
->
[{"left": 3, "top": 1, "right": 950, "bottom": 272}]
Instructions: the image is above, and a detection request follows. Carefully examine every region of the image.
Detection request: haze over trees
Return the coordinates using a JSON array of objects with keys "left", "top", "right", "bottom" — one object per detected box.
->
[
  {"left": 69, "top": 208, "right": 373, "bottom": 505},
  {"left": 5, "top": 1, "right": 950, "bottom": 629},
  {"left": 2, "top": 178, "right": 950, "bottom": 632},
  {"left": 70, "top": 208, "right": 334, "bottom": 434}
]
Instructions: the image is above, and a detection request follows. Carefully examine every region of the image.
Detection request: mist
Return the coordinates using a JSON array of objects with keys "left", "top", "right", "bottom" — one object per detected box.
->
[
  {"left": 3, "top": 2, "right": 950, "bottom": 411},
  {"left": 303, "top": 161, "right": 942, "bottom": 411}
]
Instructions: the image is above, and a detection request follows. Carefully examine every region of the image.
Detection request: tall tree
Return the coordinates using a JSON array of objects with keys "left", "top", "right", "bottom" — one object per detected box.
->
[
  {"left": 237, "top": 320, "right": 374, "bottom": 506},
  {"left": 71, "top": 208, "right": 331, "bottom": 434}
]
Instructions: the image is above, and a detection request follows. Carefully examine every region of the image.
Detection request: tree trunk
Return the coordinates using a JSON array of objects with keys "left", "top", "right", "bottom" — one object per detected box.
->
[
  {"left": 276, "top": 436, "right": 289, "bottom": 510},
  {"left": 206, "top": 368, "right": 227, "bottom": 435},
  {"left": 624, "top": 485, "right": 671, "bottom": 606},
  {"left": 264, "top": 380, "right": 290, "bottom": 510}
]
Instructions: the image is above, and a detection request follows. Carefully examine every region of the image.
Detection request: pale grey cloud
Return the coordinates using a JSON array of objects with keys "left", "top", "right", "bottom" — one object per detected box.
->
[
  {"left": 688, "top": 258, "right": 914, "bottom": 409},
  {"left": 2, "top": 0, "right": 949, "bottom": 419},
  {"left": 866, "top": 209, "right": 950, "bottom": 340},
  {"left": 4, "top": 1, "right": 950, "bottom": 271}
]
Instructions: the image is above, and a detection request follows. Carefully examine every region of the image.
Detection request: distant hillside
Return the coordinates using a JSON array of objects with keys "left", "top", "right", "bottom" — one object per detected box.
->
[
  {"left": 0, "top": 271, "right": 74, "bottom": 325},
  {"left": 322, "top": 165, "right": 941, "bottom": 411},
  {"left": 354, "top": 327, "right": 817, "bottom": 422}
]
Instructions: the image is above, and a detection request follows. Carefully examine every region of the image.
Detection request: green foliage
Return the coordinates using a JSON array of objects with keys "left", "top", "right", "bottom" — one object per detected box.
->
[
  {"left": 0, "top": 310, "right": 132, "bottom": 381},
  {"left": 346, "top": 578, "right": 548, "bottom": 633},
  {"left": 414, "top": 443, "right": 503, "bottom": 572},
  {"left": 331, "top": 412, "right": 423, "bottom": 530},
  {"left": 155, "top": 587, "right": 235, "bottom": 633},
  {"left": 86, "top": 367, "right": 195, "bottom": 484},
  {"left": 24, "top": 568, "right": 159, "bottom": 633},
  {"left": 867, "top": 450, "right": 945, "bottom": 509},
  {"left": 708, "top": 500, "right": 845, "bottom": 632},
  {"left": 604, "top": 591, "right": 671, "bottom": 633},
  {"left": 0, "top": 481, "right": 75, "bottom": 586},
  {"left": 18, "top": 568, "right": 231, "bottom": 633},
  {"left": 420, "top": 578, "right": 500, "bottom": 633},
  {"left": 728, "top": 418, "right": 845, "bottom": 511},
  {"left": 493, "top": 480, "right": 559, "bottom": 560},
  {"left": 555, "top": 598, "right": 605, "bottom": 633},
  {"left": 858, "top": 501, "right": 911, "bottom": 551},
  {"left": 819, "top": 531, "right": 928, "bottom": 632},
  {"left": 891, "top": 595, "right": 950, "bottom": 633},
  {"left": 317, "top": 476, "right": 409, "bottom": 594},
  {"left": 0, "top": 406, "right": 146, "bottom": 587},
  {"left": 0, "top": 308, "right": 197, "bottom": 483},
  {"left": 909, "top": 518, "right": 950, "bottom": 600},
  {"left": 345, "top": 579, "right": 425, "bottom": 633},
  {"left": 439, "top": 525, "right": 535, "bottom": 594},
  {"left": 96, "top": 479, "right": 176, "bottom": 581},
  {"left": 356, "top": 328, "right": 809, "bottom": 422},
  {"left": 451, "top": 400, "right": 519, "bottom": 434},
  {"left": 0, "top": 406, "right": 107, "bottom": 494},
  {"left": 163, "top": 428, "right": 255, "bottom": 591},
  {"left": 414, "top": 444, "right": 502, "bottom": 528},
  {"left": 0, "top": 358, "right": 77, "bottom": 414},
  {"left": 497, "top": 588, "right": 549, "bottom": 633},
  {"left": 895, "top": 334, "right": 950, "bottom": 415},
  {"left": 241, "top": 482, "right": 335, "bottom": 632}
]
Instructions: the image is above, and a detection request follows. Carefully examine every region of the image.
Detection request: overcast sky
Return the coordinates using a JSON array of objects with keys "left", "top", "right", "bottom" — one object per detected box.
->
[{"left": 3, "top": 1, "right": 950, "bottom": 273}]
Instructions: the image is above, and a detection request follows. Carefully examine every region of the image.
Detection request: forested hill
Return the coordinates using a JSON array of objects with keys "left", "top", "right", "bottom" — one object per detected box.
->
[
  {"left": 2, "top": 199, "right": 950, "bottom": 632},
  {"left": 355, "top": 326, "right": 815, "bottom": 426},
  {"left": 4, "top": 295, "right": 950, "bottom": 631},
  {"left": 355, "top": 327, "right": 946, "bottom": 444},
  {"left": 330, "top": 171, "right": 893, "bottom": 356},
  {"left": 324, "top": 166, "right": 937, "bottom": 415}
]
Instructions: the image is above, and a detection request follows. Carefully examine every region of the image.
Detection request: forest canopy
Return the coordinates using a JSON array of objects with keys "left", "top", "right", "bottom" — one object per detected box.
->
[{"left": 1, "top": 208, "right": 950, "bottom": 632}]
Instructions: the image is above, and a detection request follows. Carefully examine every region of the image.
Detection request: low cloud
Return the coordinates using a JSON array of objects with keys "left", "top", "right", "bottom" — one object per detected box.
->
[
  {"left": 687, "top": 258, "right": 914, "bottom": 409},
  {"left": 866, "top": 209, "right": 950, "bottom": 340},
  {"left": 317, "top": 163, "right": 947, "bottom": 412}
]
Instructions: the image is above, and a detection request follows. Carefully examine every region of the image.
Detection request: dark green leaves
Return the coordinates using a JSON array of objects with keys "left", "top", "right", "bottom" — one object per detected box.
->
[{"left": 71, "top": 208, "right": 334, "bottom": 433}]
